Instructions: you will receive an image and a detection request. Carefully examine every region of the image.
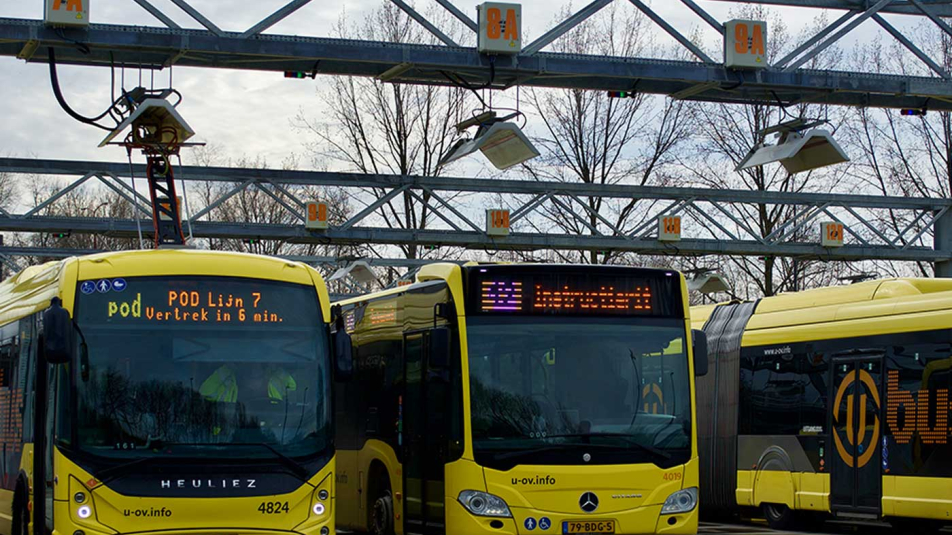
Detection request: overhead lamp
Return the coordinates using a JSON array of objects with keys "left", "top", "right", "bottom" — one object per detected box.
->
[
  {"left": 687, "top": 270, "right": 731, "bottom": 294},
  {"left": 439, "top": 111, "right": 540, "bottom": 170},
  {"left": 736, "top": 119, "right": 849, "bottom": 175},
  {"left": 327, "top": 260, "right": 378, "bottom": 285},
  {"left": 99, "top": 98, "right": 195, "bottom": 148}
]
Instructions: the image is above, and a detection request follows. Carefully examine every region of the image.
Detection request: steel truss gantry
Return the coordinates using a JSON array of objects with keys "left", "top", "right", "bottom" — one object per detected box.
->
[
  {"left": 2, "top": 0, "right": 952, "bottom": 109},
  {"left": 2, "top": 158, "right": 951, "bottom": 273}
]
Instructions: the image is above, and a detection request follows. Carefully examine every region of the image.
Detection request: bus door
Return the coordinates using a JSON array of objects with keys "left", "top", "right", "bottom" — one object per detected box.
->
[
  {"left": 403, "top": 329, "right": 449, "bottom": 534},
  {"left": 829, "top": 355, "right": 884, "bottom": 516}
]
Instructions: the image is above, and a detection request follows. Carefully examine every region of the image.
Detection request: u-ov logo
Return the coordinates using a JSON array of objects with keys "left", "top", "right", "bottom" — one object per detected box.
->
[{"left": 833, "top": 368, "right": 881, "bottom": 468}]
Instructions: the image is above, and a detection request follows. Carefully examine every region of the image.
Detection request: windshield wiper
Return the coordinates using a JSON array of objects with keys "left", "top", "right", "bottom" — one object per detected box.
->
[
  {"left": 540, "top": 433, "right": 672, "bottom": 461},
  {"left": 491, "top": 442, "right": 625, "bottom": 461},
  {"left": 95, "top": 456, "right": 178, "bottom": 484},
  {"left": 139, "top": 441, "right": 312, "bottom": 482},
  {"left": 228, "top": 443, "right": 311, "bottom": 481}
]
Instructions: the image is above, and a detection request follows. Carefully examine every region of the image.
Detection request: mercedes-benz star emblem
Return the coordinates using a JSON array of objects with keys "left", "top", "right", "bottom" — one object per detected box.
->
[
  {"left": 579, "top": 492, "right": 599, "bottom": 513},
  {"left": 582, "top": 452, "right": 591, "bottom": 462}
]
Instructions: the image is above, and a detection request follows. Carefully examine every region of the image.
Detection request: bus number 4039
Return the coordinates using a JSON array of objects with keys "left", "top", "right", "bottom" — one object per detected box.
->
[{"left": 258, "top": 501, "right": 290, "bottom": 514}]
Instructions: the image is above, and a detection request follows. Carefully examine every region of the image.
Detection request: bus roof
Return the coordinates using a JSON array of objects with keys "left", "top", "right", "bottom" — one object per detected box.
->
[
  {"left": 0, "top": 249, "right": 331, "bottom": 327},
  {"left": 741, "top": 278, "right": 952, "bottom": 342}
]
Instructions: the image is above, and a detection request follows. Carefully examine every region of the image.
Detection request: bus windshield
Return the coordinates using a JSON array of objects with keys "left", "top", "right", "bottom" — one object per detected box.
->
[
  {"left": 468, "top": 317, "right": 691, "bottom": 469},
  {"left": 71, "top": 276, "right": 331, "bottom": 462}
]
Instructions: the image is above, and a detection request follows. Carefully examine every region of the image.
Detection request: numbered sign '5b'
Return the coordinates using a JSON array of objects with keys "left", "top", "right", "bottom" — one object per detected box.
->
[{"left": 478, "top": 2, "right": 521, "bottom": 54}]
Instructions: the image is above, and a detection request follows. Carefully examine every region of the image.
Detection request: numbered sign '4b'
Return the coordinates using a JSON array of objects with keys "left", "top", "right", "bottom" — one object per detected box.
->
[{"left": 478, "top": 3, "right": 522, "bottom": 54}]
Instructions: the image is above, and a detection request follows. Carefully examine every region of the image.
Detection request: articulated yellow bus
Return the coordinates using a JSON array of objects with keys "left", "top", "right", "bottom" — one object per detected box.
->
[
  {"left": 332, "top": 263, "right": 706, "bottom": 535},
  {"left": 693, "top": 278, "right": 952, "bottom": 533},
  {"left": 0, "top": 249, "right": 341, "bottom": 535}
]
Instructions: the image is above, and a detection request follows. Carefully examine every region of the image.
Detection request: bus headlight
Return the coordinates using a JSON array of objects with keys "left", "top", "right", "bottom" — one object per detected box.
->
[
  {"left": 458, "top": 490, "right": 512, "bottom": 518},
  {"left": 77, "top": 505, "right": 93, "bottom": 519},
  {"left": 661, "top": 487, "right": 697, "bottom": 515}
]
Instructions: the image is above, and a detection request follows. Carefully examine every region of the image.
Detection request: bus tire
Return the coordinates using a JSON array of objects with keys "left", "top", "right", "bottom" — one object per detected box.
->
[
  {"left": 11, "top": 483, "right": 29, "bottom": 535},
  {"left": 368, "top": 469, "right": 394, "bottom": 535},
  {"left": 889, "top": 518, "right": 944, "bottom": 534},
  {"left": 762, "top": 503, "right": 797, "bottom": 531}
]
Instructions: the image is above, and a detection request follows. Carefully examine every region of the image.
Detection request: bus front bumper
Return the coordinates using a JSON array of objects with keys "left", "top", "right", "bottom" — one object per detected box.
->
[{"left": 446, "top": 497, "right": 698, "bottom": 535}]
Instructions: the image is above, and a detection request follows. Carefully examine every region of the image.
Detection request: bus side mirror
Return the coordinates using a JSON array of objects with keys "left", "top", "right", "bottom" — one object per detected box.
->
[
  {"left": 692, "top": 329, "right": 709, "bottom": 377},
  {"left": 42, "top": 297, "right": 74, "bottom": 365},
  {"left": 333, "top": 329, "right": 354, "bottom": 382},
  {"left": 429, "top": 327, "right": 451, "bottom": 369}
]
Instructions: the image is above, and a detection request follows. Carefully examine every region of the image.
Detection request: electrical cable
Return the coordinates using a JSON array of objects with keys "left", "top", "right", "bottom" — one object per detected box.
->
[
  {"left": 176, "top": 153, "right": 195, "bottom": 242},
  {"left": 127, "top": 151, "right": 145, "bottom": 249},
  {"left": 54, "top": 27, "right": 90, "bottom": 55},
  {"left": 48, "top": 48, "right": 116, "bottom": 131}
]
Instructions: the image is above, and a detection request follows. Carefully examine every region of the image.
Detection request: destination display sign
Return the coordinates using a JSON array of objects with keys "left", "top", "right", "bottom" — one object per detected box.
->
[
  {"left": 467, "top": 266, "right": 683, "bottom": 318},
  {"left": 75, "top": 276, "right": 320, "bottom": 327}
]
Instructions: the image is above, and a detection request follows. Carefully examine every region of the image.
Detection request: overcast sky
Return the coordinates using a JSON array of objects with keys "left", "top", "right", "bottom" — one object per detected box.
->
[{"left": 0, "top": 0, "right": 925, "bottom": 168}]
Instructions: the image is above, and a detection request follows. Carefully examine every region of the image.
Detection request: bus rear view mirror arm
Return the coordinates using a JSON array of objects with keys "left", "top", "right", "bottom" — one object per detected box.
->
[
  {"left": 692, "top": 329, "right": 709, "bottom": 377},
  {"left": 42, "top": 296, "right": 75, "bottom": 365},
  {"left": 333, "top": 327, "right": 354, "bottom": 381},
  {"left": 429, "top": 327, "right": 452, "bottom": 370}
]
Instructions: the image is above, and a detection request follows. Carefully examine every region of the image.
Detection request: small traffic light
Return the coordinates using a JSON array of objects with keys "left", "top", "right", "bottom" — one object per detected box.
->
[
  {"left": 608, "top": 91, "right": 637, "bottom": 98},
  {"left": 242, "top": 238, "right": 260, "bottom": 245},
  {"left": 901, "top": 109, "right": 926, "bottom": 116},
  {"left": 284, "top": 71, "right": 313, "bottom": 79},
  {"left": 54, "top": 231, "right": 71, "bottom": 239}
]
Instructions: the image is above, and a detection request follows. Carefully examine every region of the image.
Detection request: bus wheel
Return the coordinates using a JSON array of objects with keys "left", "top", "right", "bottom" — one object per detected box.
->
[
  {"left": 762, "top": 503, "right": 797, "bottom": 530},
  {"left": 370, "top": 489, "right": 395, "bottom": 535},
  {"left": 889, "top": 518, "right": 944, "bottom": 534},
  {"left": 11, "top": 486, "right": 29, "bottom": 535}
]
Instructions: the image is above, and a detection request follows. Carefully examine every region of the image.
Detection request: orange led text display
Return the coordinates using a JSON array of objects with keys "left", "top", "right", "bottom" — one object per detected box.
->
[
  {"left": 533, "top": 285, "right": 652, "bottom": 312},
  {"left": 106, "top": 290, "right": 287, "bottom": 324}
]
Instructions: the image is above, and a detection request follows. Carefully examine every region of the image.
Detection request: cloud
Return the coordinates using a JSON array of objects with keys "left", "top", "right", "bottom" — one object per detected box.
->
[{"left": 0, "top": 0, "right": 917, "bottom": 167}]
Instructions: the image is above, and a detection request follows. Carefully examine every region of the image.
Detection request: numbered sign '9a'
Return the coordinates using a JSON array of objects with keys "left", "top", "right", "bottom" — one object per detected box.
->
[
  {"left": 486, "top": 208, "right": 511, "bottom": 237},
  {"left": 477, "top": 2, "right": 522, "bottom": 54},
  {"left": 724, "top": 19, "right": 767, "bottom": 69}
]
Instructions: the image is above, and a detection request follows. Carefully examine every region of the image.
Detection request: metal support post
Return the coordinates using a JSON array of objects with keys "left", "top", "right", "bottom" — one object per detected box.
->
[
  {"left": 146, "top": 157, "right": 187, "bottom": 247},
  {"left": 934, "top": 208, "right": 952, "bottom": 277}
]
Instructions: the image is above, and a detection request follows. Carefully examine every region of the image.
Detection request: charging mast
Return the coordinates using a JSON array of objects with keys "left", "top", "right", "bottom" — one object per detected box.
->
[{"left": 100, "top": 98, "right": 197, "bottom": 247}]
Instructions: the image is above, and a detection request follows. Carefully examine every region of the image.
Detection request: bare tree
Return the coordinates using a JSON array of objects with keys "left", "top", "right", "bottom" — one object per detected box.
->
[
  {"left": 296, "top": 3, "right": 471, "bottom": 260},
  {"left": 520, "top": 3, "right": 692, "bottom": 264},
  {"left": 844, "top": 27, "right": 952, "bottom": 277},
  {"left": 19, "top": 176, "right": 140, "bottom": 255},
  {"left": 0, "top": 171, "right": 15, "bottom": 213},
  {"left": 684, "top": 7, "right": 849, "bottom": 297}
]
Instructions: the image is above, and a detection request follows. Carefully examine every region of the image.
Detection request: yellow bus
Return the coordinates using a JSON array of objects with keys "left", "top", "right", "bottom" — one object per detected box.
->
[
  {"left": 692, "top": 278, "right": 952, "bottom": 533},
  {"left": 0, "top": 249, "right": 345, "bottom": 535},
  {"left": 331, "top": 263, "right": 706, "bottom": 535}
]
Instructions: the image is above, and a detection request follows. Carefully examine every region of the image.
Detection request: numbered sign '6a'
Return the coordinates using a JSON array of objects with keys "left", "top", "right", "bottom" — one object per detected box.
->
[
  {"left": 724, "top": 19, "right": 767, "bottom": 69},
  {"left": 477, "top": 3, "right": 522, "bottom": 54},
  {"left": 486, "top": 208, "right": 511, "bottom": 237}
]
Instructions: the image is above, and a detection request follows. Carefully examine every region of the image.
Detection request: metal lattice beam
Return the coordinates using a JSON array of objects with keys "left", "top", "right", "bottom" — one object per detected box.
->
[
  {"left": 3, "top": 0, "right": 952, "bottom": 111},
  {"left": 0, "top": 245, "right": 455, "bottom": 269},
  {"left": 2, "top": 157, "right": 951, "bottom": 265}
]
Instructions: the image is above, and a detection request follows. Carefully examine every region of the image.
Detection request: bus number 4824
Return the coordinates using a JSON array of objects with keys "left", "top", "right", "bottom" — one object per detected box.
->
[{"left": 258, "top": 501, "right": 290, "bottom": 514}]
